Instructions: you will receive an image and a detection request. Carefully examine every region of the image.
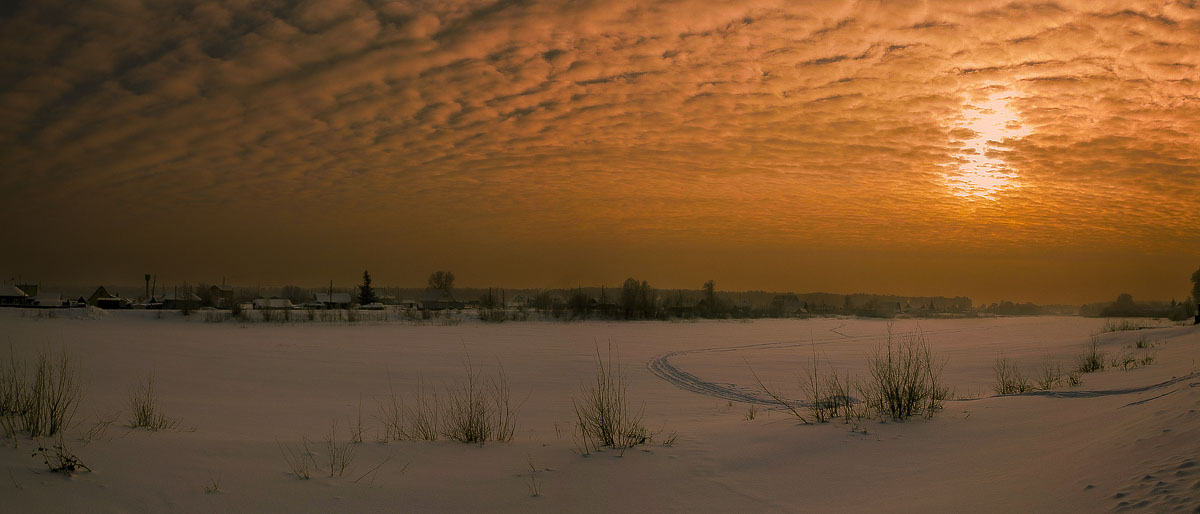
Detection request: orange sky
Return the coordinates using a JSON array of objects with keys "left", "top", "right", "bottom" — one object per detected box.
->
[{"left": 1, "top": 1, "right": 1198, "bottom": 304}]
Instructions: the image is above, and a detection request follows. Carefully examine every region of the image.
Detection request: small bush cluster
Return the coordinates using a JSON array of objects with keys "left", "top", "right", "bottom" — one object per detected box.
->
[
  {"left": 442, "top": 358, "right": 516, "bottom": 444},
  {"left": 1101, "top": 319, "right": 1147, "bottom": 333},
  {"left": 861, "top": 329, "right": 948, "bottom": 420},
  {"left": 278, "top": 423, "right": 358, "bottom": 480},
  {"left": 377, "top": 358, "right": 517, "bottom": 445},
  {"left": 797, "top": 349, "right": 866, "bottom": 424},
  {"left": 993, "top": 357, "right": 1080, "bottom": 393},
  {"left": 572, "top": 346, "right": 647, "bottom": 452},
  {"left": 128, "top": 373, "right": 180, "bottom": 431},
  {"left": 992, "top": 356, "right": 1031, "bottom": 395},
  {"left": 751, "top": 328, "right": 947, "bottom": 426},
  {"left": 1075, "top": 336, "right": 1106, "bottom": 374},
  {"left": 1110, "top": 350, "right": 1156, "bottom": 371},
  {"left": 1, "top": 348, "right": 83, "bottom": 438}
]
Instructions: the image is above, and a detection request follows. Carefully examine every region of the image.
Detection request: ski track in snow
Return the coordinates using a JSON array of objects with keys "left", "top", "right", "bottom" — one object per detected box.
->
[{"left": 645, "top": 321, "right": 1199, "bottom": 407}]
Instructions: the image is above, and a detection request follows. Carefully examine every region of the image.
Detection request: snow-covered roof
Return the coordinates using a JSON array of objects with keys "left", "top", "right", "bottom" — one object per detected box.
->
[
  {"left": 253, "top": 298, "right": 295, "bottom": 309},
  {"left": 0, "top": 283, "right": 26, "bottom": 297}
]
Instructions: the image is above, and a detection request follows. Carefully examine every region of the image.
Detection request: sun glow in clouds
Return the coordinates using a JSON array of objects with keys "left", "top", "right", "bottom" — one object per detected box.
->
[{"left": 946, "top": 91, "right": 1033, "bottom": 200}]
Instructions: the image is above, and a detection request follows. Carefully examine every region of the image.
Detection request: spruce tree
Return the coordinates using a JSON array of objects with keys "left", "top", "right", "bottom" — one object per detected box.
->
[{"left": 359, "top": 270, "right": 377, "bottom": 305}]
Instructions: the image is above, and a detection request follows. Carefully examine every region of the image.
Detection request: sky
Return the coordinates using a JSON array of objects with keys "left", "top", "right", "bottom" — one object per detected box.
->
[{"left": 1, "top": 0, "right": 1198, "bottom": 305}]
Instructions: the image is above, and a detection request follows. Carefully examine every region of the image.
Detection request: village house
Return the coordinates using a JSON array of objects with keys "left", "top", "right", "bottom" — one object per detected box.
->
[
  {"left": 209, "top": 284, "right": 235, "bottom": 308},
  {"left": 313, "top": 292, "right": 352, "bottom": 309},
  {"left": 420, "top": 289, "right": 459, "bottom": 310},
  {"left": 253, "top": 298, "right": 296, "bottom": 310},
  {"left": 0, "top": 283, "right": 29, "bottom": 306},
  {"left": 32, "top": 292, "right": 67, "bottom": 308},
  {"left": 88, "top": 286, "right": 130, "bottom": 309},
  {"left": 161, "top": 290, "right": 202, "bottom": 310}
]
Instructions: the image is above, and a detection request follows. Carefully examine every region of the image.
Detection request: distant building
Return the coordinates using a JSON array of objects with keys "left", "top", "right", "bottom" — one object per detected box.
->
[
  {"left": 32, "top": 292, "right": 67, "bottom": 308},
  {"left": 209, "top": 284, "right": 235, "bottom": 308},
  {"left": 161, "top": 291, "right": 202, "bottom": 310},
  {"left": 253, "top": 298, "right": 295, "bottom": 310},
  {"left": 420, "top": 289, "right": 459, "bottom": 310},
  {"left": 88, "top": 286, "right": 130, "bottom": 309},
  {"left": 313, "top": 292, "right": 352, "bottom": 309},
  {"left": 15, "top": 283, "right": 39, "bottom": 296},
  {"left": 770, "top": 294, "right": 805, "bottom": 316},
  {"left": 0, "top": 284, "right": 29, "bottom": 306}
]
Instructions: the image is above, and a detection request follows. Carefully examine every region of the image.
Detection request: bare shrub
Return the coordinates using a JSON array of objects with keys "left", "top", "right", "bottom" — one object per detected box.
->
[
  {"left": 573, "top": 345, "right": 647, "bottom": 450},
  {"left": 1035, "top": 360, "right": 1063, "bottom": 390},
  {"left": 992, "top": 356, "right": 1031, "bottom": 395},
  {"left": 798, "top": 347, "right": 831, "bottom": 423},
  {"left": 1075, "top": 335, "right": 1105, "bottom": 373},
  {"left": 278, "top": 436, "right": 315, "bottom": 479},
  {"left": 377, "top": 379, "right": 441, "bottom": 442},
  {"left": 861, "top": 327, "right": 947, "bottom": 420},
  {"left": 323, "top": 422, "right": 356, "bottom": 477},
  {"left": 0, "top": 346, "right": 26, "bottom": 417},
  {"left": 441, "top": 356, "right": 517, "bottom": 445},
  {"left": 21, "top": 350, "right": 83, "bottom": 438},
  {"left": 348, "top": 398, "right": 364, "bottom": 444},
  {"left": 128, "top": 373, "right": 180, "bottom": 431},
  {"left": 825, "top": 370, "right": 867, "bottom": 427}
]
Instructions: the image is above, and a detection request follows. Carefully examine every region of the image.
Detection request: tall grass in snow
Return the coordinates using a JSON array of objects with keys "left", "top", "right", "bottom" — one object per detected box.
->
[{"left": 573, "top": 345, "right": 646, "bottom": 451}]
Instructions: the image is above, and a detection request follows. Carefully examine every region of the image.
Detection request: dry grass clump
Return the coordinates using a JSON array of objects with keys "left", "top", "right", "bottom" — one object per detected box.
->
[
  {"left": 748, "top": 328, "right": 944, "bottom": 426},
  {"left": 278, "top": 436, "right": 316, "bottom": 479},
  {"left": 572, "top": 345, "right": 647, "bottom": 452},
  {"left": 128, "top": 373, "right": 180, "bottom": 430},
  {"left": 377, "top": 357, "right": 517, "bottom": 446},
  {"left": 861, "top": 328, "right": 948, "bottom": 420},
  {"left": 1102, "top": 319, "right": 1147, "bottom": 333},
  {"left": 797, "top": 347, "right": 863, "bottom": 424},
  {"left": 1, "top": 348, "right": 83, "bottom": 438},
  {"left": 1035, "top": 360, "right": 1064, "bottom": 390},
  {"left": 378, "top": 380, "right": 440, "bottom": 441},
  {"left": 992, "top": 356, "right": 1031, "bottom": 395},
  {"left": 1075, "top": 335, "right": 1106, "bottom": 374},
  {"left": 441, "top": 357, "right": 517, "bottom": 444},
  {"left": 1110, "top": 350, "right": 1156, "bottom": 371},
  {"left": 322, "top": 422, "right": 356, "bottom": 477},
  {"left": 278, "top": 422, "right": 361, "bottom": 480}
]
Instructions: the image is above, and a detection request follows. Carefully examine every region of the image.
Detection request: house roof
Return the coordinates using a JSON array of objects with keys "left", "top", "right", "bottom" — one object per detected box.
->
[{"left": 0, "top": 283, "right": 26, "bottom": 297}]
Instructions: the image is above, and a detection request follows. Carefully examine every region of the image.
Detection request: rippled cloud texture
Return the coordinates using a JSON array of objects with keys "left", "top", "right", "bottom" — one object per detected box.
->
[{"left": 1, "top": 1, "right": 1197, "bottom": 302}]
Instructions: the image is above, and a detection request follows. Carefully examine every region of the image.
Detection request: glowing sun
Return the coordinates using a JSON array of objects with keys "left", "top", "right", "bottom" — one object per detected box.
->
[{"left": 946, "top": 91, "right": 1032, "bottom": 200}]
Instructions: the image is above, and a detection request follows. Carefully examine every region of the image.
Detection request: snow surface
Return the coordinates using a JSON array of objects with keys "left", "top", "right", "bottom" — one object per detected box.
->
[{"left": 1, "top": 310, "right": 1197, "bottom": 513}]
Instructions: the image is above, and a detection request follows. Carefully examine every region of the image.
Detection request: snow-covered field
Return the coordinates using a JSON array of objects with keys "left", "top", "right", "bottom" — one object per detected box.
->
[{"left": 1, "top": 310, "right": 1198, "bottom": 513}]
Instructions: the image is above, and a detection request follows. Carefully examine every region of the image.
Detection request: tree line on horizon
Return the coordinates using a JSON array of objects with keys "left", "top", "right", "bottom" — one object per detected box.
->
[{"left": 162, "top": 265, "right": 1200, "bottom": 324}]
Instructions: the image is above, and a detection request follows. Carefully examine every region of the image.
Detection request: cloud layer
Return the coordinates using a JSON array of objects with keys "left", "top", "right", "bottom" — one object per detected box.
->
[{"left": 1, "top": 0, "right": 1197, "bottom": 301}]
